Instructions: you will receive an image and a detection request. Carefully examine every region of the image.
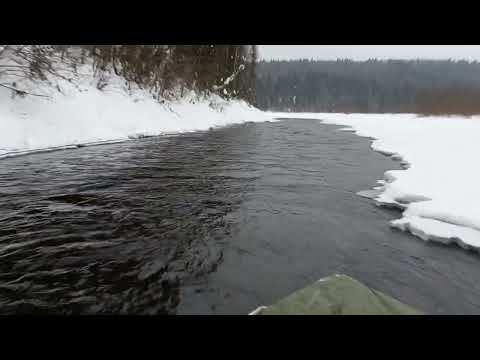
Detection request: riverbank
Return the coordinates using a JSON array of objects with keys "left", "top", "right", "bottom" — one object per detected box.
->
[
  {"left": 271, "top": 112, "right": 480, "bottom": 253},
  {"left": 0, "top": 64, "right": 271, "bottom": 159}
]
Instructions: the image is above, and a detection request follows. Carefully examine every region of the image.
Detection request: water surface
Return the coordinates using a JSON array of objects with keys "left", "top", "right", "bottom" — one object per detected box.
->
[{"left": 1, "top": 119, "right": 479, "bottom": 314}]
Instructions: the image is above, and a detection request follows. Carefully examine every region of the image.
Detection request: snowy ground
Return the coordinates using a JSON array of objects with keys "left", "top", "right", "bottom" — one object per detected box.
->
[
  {"left": 271, "top": 112, "right": 480, "bottom": 251},
  {"left": 0, "top": 64, "right": 271, "bottom": 159}
]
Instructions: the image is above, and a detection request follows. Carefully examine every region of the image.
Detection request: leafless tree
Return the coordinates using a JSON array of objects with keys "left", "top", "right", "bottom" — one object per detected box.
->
[
  {"left": 0, "top": 44, "right": 257, "bottom": 103},
  {"left": 0, "top": 45, "right": 79, "bottom": 97}
]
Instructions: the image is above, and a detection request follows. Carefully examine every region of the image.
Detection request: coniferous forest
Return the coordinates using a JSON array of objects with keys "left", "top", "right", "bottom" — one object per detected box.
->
[{"left": 256, "top": 59, "right": 480, "bottom": 115}]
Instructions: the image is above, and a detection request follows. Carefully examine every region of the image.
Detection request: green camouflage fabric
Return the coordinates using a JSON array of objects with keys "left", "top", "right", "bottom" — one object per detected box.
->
[{"left": 251, "top": 274, "right": 423, "bottom": 315}]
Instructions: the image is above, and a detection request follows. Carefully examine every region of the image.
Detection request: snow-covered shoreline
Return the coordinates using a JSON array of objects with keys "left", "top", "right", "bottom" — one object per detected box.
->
[
  {"left": 3, "top": 75, "right": 479, "bottom": 253},
  {"left": 271, "top": 112, "right": 480, "bottom": 251},
  {"left": 0, "top": 95, "right": 271, "bottom": 159},
  {"left": 0, "top": 65, "right": 272, "bottom": 159}
]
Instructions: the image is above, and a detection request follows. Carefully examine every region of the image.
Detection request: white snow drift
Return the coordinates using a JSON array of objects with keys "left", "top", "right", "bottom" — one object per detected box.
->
[
  {"left": 272, "top": 112, "right": 480, "bottom": 251},
  {"left": 0, "top": 64, "right": 271, "bottom": 159}
]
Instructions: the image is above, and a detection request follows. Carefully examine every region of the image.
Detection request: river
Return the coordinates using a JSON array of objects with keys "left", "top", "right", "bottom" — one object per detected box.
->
[{"left": 1, "top": 118, "right": 480, "bottom": 314}]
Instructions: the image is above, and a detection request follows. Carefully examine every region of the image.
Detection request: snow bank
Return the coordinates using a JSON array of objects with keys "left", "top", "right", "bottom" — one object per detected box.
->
[
  {"left": 0, "top": 65, "right": 272, "bottom": 159},
  {"left": 271, "top": 112, "right": 480, "bottom": 251}
]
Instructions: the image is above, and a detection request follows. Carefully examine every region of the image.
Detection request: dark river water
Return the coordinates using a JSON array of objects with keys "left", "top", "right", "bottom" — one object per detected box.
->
[{"left": 1, "top": 119, "right": 480, "bottom": 314}]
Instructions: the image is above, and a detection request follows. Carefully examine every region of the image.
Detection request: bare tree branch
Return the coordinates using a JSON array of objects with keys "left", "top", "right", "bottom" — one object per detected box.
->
[{"left": 0, "top": 83, "right": 51, "bottom": 98}]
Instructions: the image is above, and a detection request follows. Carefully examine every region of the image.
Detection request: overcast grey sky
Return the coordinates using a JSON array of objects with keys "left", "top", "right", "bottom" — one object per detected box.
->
[{"left": 259, "top": 46, "right": 480, "bottom": 61}]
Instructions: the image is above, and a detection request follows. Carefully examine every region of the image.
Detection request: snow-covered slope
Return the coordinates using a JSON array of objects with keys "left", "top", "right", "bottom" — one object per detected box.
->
[
  {"left": 0, "top": 64, "right": 271, "bottom": 159},
  {"left": 271, "top": 112, "right": 480, "bottom": 251}
]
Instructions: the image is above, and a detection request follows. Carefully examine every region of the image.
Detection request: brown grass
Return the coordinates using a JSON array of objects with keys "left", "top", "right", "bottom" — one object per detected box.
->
[{"left": 415, "top": 87, "right": 480, "bottom": 117}]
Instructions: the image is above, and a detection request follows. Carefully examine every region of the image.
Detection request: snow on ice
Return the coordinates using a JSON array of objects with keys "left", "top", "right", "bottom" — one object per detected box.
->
[{"left": 271, "top": 112, "right": 480, "bottom": 251}]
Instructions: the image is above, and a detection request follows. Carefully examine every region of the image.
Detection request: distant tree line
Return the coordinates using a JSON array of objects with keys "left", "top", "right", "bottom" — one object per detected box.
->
[
  {"left": 256, "top": 59, "right": 480, "bottom": 115},
  {"left": 0, "top": 45, "right": 257, "bottom": 103}
]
